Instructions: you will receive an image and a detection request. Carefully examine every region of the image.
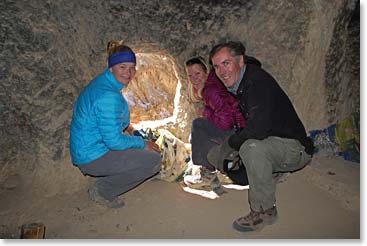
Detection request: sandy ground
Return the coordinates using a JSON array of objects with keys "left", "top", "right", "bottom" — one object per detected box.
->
[{"left": 0, "top": 156, "right": 360, "bottom": 239}]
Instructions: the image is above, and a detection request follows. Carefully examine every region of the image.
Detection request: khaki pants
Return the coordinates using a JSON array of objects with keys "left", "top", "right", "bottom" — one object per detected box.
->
[{"left": 238, "top": 136, "right": 312, "bottom": 211}]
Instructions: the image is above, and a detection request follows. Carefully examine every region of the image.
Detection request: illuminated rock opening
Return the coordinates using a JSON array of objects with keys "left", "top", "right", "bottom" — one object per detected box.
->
[{"left": 125, "top": 53, "right": 179, "bottom": 122}]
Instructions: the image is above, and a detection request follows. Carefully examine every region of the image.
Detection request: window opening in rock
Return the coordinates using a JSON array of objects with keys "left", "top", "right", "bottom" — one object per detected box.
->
[{"left": 122, "top": 53, "right": 181, "bottom": 128}]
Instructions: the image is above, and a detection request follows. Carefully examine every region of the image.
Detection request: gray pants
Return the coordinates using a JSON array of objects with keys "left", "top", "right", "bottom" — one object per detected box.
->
[
  {"left": 78, "top": 149, "right": 161, "bottom": 201},
  {"left": 191, "top": 118, "right": 235, "bottom": 169},
  {"left": 239, "top": 136, "right": 312, "bottom": 211}
]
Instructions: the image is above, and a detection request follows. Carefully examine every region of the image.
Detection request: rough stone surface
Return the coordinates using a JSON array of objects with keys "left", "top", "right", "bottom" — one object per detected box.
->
[
  {"left": 127, "top": 53, "right": 177, "bottom": 121},
  {"left": 0, "top": 0, "right": 359, "bottom": 196},
  {"left": 324, "top": 2, "right": 360, "bottom": 125}
]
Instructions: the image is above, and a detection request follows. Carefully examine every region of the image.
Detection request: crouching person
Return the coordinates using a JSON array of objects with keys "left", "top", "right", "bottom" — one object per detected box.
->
[
  {"left": 184, "top": 56, "right": 261, "bottom": 194},
  {"left": 208, "top": 41, "right": 314, "bottom": 232},
  {"left": 70, "top": 41, "right": 161, "bottom": 208}
]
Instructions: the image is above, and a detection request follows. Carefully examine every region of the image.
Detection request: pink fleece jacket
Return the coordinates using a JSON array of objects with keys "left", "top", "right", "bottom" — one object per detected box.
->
[{"left": 202, "top": 69, "right": 246, "bottom": 130}]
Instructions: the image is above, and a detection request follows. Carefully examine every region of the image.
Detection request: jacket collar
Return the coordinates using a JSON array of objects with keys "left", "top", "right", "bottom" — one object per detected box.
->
[
  {"left": 227, "top": 65, "right": 246, "bottom": 95},
  {"left": 237, "top": 64, "right": 255, "bottom": 96},
  {"left": 104, "top": 68, "right": 125, "bottom": 91}
]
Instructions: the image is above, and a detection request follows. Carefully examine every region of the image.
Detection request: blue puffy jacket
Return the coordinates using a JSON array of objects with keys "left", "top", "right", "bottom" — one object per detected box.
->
[{"left": 70, "top": 68, "right": 146, "bottom": 165}]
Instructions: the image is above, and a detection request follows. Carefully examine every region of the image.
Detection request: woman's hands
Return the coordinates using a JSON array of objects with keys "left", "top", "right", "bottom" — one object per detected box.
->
[
  {"left": 125, "top": 124, "right": 160, "bottom": 153},
  {"left": 145, "top": 140, "right": 161, "bottom": 154},
  {"left": 124, "top": 124, "right": 134, "bottom": 135}
]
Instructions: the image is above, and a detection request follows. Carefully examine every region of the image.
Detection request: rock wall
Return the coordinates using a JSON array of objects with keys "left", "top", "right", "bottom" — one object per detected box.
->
[
  {"left": 0, "top": 0, "right": 359, "bottom": 196},
  {"left": 324, "top": 2, "right": 360, "bottom": 124}
]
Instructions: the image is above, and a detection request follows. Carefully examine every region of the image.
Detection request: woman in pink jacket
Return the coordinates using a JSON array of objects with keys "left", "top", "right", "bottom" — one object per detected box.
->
[
  {"left": 185, "top": 56, "right": 245, "bottom": 130},
  {"left": 184, "top": 56, "right": 262, "bottom": 192},
  {"left": 202, "top": 69, "right": 246, "bottom": 131}
]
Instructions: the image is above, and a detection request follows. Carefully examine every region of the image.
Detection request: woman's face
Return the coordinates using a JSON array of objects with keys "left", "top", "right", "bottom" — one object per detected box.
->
[
  {"left": 110, "top": 62, "right": 136, "bottom": 86},
  {"left": 186, "top": 64, "right": 208, "bottom": 89}
]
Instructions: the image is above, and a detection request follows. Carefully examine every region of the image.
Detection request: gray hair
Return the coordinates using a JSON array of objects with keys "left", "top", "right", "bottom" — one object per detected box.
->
[{"left": 209, "top": 41, "right": 246, "bottom": 65}]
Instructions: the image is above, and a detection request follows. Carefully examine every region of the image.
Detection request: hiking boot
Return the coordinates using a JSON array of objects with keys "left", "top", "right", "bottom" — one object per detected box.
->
[
  {"left": 183, "top": 167, "right": 226, "bottom": 195},
  {"left": 232, "top": 206, "right": 278, "bottom": 232},
  {"left": 88, "top": 186, "right": 125, "bottom": 208}
]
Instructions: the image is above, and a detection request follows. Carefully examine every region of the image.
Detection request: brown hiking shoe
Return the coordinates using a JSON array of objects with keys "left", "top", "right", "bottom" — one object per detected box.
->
[
  {"left": 183, "top": 167, "right": 226, "bottom": 195},
  {"left": 233, "top": 206, "right": 278, "bottom": 232}
]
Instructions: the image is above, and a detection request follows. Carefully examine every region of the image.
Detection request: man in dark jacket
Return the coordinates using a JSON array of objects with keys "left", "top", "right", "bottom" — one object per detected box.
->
[{"left": 208, "top": 41, "right": 314, "bottom": 232}]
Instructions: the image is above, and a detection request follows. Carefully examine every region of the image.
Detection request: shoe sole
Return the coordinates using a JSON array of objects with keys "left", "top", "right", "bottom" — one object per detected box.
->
[
  {"left": 88, "top": 188, "right": 124, "bottom": 208},
  {"left": 183, "top": 181, "right": 212, "bottom": 189},
  {"left": 232, "top": 216, "right": 278, "bottom": 232}
]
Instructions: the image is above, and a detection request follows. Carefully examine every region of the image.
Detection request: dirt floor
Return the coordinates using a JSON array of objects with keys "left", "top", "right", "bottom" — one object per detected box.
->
[{"left": 0, "top": 155, "right": 360, "bottom": 239}]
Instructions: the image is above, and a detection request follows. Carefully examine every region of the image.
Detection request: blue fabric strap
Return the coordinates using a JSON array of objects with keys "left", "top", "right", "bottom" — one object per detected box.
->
[{"left": 108, "top": 51, "right": 136, "bottom": 68}]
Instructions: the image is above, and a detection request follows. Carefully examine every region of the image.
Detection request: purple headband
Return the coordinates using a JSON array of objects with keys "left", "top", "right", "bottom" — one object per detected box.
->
[{"left": 108, "top": 51, "right": 136, "bottom": 68}]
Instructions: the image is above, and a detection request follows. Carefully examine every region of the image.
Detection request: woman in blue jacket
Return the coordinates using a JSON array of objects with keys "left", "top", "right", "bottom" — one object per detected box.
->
[{"left": 70, "top": 41, "right": 161, "bottom": 208}]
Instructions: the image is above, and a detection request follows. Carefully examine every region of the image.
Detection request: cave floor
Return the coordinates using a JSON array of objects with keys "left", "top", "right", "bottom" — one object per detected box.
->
[{"left": 0, "top": 156, "right": 360, "bottom": 239}]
